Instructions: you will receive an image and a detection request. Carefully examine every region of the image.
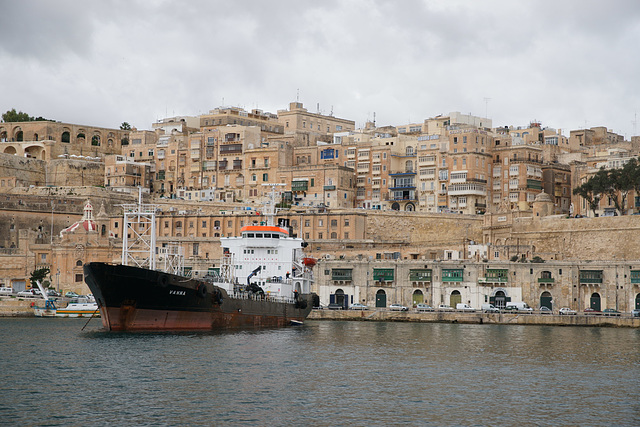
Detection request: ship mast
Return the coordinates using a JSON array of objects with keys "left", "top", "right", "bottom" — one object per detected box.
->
[
  {"left": 120, "top": 188, "right": 158, "bottom": 270},
  {"left": 261, "top": 183, "right": 285, "bottom": 227}
]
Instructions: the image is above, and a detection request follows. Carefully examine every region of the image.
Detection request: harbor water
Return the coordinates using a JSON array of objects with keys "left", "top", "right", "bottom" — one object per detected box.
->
[{"left": 1, "top": 318, "right": 639, "bottom": 426}]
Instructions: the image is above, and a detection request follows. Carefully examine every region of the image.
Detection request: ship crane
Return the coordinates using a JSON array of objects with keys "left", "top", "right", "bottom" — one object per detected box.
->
[{"left": 246, "top": 266, "right": 264, "bottom": 296}]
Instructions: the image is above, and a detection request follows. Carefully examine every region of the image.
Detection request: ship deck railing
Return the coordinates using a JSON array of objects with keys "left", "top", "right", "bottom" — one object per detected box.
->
[{"left": 230, "top": 291, "right": 297, "bottom": 305}]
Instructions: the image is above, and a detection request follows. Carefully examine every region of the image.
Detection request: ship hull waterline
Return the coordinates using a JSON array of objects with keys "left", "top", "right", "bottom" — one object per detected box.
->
[{"left": 83, "top": 262, "right": 315, "bottom": 332}]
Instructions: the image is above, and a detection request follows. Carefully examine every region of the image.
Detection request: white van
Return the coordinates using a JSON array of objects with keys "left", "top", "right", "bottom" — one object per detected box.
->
[
  {"left": 481, "top": 303, "right": 499, "bottom": 313},
  {"left": 0, "top": 287, "right": 15, "bottom": 296},
  {"left": 505, "top": 302, "right": 533, "bottom": 312},
  {"left": 456, "top": 303, "right": 476, "bottom": 312}
]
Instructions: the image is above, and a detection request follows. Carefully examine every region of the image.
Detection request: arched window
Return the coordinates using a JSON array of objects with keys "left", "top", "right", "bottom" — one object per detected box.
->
[
  {"left": 61, "top": 131, "right": 70, "bottom": 143},
  {"left": 91, "top": 135, "right": 101, "bottom": 146},
  {"left": 406, "top": 160, "right": 413, "bottom": 172},
  {"left": 76, "top": 260, "right": 83, "bottom": 267}
]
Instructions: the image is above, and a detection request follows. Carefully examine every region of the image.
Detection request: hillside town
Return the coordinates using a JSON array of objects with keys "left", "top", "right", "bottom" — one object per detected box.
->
[{"left": 1, "top": 102, "right": 640, "bottom": 314}]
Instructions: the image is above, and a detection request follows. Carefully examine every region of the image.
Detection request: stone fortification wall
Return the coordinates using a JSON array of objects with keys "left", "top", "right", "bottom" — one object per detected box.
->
[
  {"left": 0, "top": 153, "right": 105, "bottom": 187},
  {"left": 513, "top": 215, "right": 640, "bottom": 261},
  {"left": 0, "top": 153, "right": 46, "bottom": 186},
  {"left": 366, "top": 211, "right": 483, "bottom": 249},
  {"left": 46, "top": 159, "right": 104, "bottom": 187}
]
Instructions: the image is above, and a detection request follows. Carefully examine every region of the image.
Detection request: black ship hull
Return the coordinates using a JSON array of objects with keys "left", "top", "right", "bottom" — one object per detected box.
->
[{"left": 83, "top": 262, "right": 315, "bottom": 331}]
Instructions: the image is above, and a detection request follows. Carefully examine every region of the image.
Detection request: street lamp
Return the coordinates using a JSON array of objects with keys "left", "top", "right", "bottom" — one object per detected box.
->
[{"left": 56, "top": 269, "right": 60, "bottom": 291}]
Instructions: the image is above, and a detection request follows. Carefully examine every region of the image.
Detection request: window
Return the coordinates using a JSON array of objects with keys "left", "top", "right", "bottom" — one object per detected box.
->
[
  {"left": 262, "top": 173, "right": 268, "bottom": 181},
  {"left": 75, "top": 274, "right": 83, "bottom": 282}
]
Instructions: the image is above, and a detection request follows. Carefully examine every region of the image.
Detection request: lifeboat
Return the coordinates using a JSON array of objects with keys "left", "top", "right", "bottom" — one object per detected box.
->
[{"left": 302, "top": 257, "right": 317, "bottom": 267}]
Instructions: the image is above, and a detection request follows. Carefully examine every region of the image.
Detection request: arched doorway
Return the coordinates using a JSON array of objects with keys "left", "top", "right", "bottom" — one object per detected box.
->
[
  {"left": 590, "top": 292, "right": 601, "bottom": 311},
  {"left": 405, "top": 203, "right": 415, "bottom": 211},
  {"left": 450, "top": 290, "right": 461, "bottom": 307},
  {"left": 540, "top": 291, "right": 552, "bottom": 309},
  {"left": 412, "top": 289, "right": 424, "bottom": 306},
  {"left": 376, "top": 289, "right": 387, "bottom": 308},
  {"left": 636, "top": 293, "right": 640, "bottom": 310},
  {"left": 492, "top": 290, "right": 509, "bottom": 308}
]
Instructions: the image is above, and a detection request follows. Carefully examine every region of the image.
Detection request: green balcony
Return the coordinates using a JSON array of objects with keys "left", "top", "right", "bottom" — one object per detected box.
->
[
  {"left": 537, "top": 277, "right": 555, "bottom": 284},
  {"left": 410, "top": 269, "right": 432, "bottom": 282},
  {"left": 442, "top": 269, "right": 463, "bottom": 282},
  {"left": 331, "top": 268, "right": 353, "bottom": 281}
]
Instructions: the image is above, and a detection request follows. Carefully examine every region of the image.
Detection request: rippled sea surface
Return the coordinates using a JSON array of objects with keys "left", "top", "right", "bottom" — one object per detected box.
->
[{"left": 1, "top": 318, "right": 639, "bottom": 426}]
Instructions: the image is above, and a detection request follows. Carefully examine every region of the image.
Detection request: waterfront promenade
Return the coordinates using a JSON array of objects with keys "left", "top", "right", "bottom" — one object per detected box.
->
[{"left": 310, "top": 308, "right": 640, "bottom": 327}]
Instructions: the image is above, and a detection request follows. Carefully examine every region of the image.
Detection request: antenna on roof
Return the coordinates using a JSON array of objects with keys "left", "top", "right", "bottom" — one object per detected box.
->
[
  {"left": 317, "top": 103, "right": 320, "bottom": 114},
  {"left": 330, "top": 105, "right": 333, "bottom": 117},
  {"left": 483, "top": 97, "right": 491, "bottom": 119},
  {"left": 373, "top": 112, "right": 376, "bottom": 126},
  {"left": 296, "top": 89, "right": 300, "bottom": 102}
]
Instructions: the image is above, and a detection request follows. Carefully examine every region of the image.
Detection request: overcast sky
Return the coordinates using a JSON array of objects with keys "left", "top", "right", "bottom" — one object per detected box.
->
[{"left": 2, "top": 0, "right": 640, "bottom": 138}]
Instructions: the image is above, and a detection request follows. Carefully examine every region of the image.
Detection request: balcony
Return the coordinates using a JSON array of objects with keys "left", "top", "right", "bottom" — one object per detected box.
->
[
  {"left": 538, "top": 277, "right": 555, "bottom": 284},
  {"left": 324, "top": 185, "right": 336, "bottom": 191},
  {"left": 448, "top": 183, "right": 486, "bottom": 196}
]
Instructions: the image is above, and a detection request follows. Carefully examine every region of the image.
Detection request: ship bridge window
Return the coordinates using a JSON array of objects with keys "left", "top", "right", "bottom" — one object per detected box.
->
[
  {"left": 247, "top": 233, "right": 254, "bottom": 238},
  {"left": 272, "top": 234, "right": 280, "bottom": 239},
  {"left": 256, "top": 233, "right": 263, "bottom": 238},
  {"left": 263, "top": 233, "right": 271, "bottom": 238}
]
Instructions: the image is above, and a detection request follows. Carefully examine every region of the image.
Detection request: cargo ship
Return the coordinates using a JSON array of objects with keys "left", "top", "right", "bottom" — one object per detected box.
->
[{"left": 83, "top": 186, "right": 317, "bottom": 331}]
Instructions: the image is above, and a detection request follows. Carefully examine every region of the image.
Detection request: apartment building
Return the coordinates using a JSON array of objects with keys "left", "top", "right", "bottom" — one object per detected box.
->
[
  {"left": 104, "top": 155, "right": 152, "bottom": 192},
  {"left": 277, "top": 102, "right": 355, "bottom": 146}
]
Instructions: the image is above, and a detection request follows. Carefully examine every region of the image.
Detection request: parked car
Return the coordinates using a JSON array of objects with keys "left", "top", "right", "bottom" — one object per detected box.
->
[
  {"left": 349, "top": 303, "right": 368, "bottom": 310},
  {"left": 481, "top": 303, "right": 499, "bottom": 313},
  {"left": 559, "top": 307, "right": 577, "bottom": 315},
  {"left": 437, "top": 304, "right": 454, "bottom": 311},
  {"left": 416, "top": 303, "right": 434, "bottom": 312},
  {"left": 47, "top": 289, "right": 61, "bottom": 297},
  {"left": 389, "top": 304, "right": 408, "bottom": 311},
  {"left": 0, "top": 287, "right": 15, "bottom": 296},
  {"left": 538, "top": 306, "right": 553, "bottom": 314},
  {"left": 327, "top": 303, "right": 344, "bottom": 310},
  {"left": 602, "top": 308, "right": 621, "bottom": 316},
  {"left": 65, "top": 291, "right": 79, "bottom": 298},
  {"left": 584, "top": 307, "right": 601, "bottom": 315},
  {"left": 632, "top": 309, "right": 640, "bottom": 318},
  {"left": 17, "top": 289, "right": 37, "bottom": 298}
]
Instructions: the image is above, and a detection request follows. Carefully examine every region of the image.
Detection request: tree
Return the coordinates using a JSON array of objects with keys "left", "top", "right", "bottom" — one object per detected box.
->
[
  {"left": 603, "top": 168, "right": 632, "bottom": 215},
  {"left": 120, "top": 122, "right": 132, "bottom": 130},
  {"left": 573, "top": 170, "right": 605, "bottom": 216},
  {"left": 29, "top": 267, "right": 51, "bottom": 288},
  {"left": 2, "top": 108, "right": 53, "bottom": 122},
  {"left": 623, "top": 157, "right": 640, "bottom": 211},
  {"left": 2, "top": 108, "right": 31, "bottom": 122}
]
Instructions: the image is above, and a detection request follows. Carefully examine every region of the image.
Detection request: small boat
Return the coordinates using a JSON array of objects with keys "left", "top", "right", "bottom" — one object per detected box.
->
[
  {"left": 32, "top": 281, "right": 100, "bottom": 318},
  {"left": 55, "top": 302, "right": 100, "bottom": 318}
]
